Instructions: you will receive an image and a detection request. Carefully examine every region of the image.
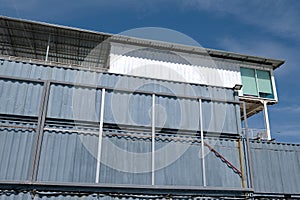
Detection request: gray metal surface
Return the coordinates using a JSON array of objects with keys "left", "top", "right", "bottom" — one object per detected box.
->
[
  {"left": 37, "top": 126, "right": 98, "bottom": 183},
  {"left": 154, "top": 136, "right": 203, "bottom": 186},
  {"left": 1, "top": 58, "right": 300, "bottom": 196},
  {"left": 47, "top": 84, "right": 101, "bottom": 122},
  {"left": 250, "top": 141, "right": 300, "bottom": 194},
  {"left": 205, "top": 138, "right": 242, "bottom": 188},
  {"left": 0, "top": 120, "right": 36, "bottom": 181},
  {"left": 99, "top": 132, "right": 152, "bottom": 185},
  {"left": 0, "top": 59, "right": 240, "bottom": 135},
  {"left": 0, "top": 191, "right": 32, "bottom": 200},
  {"left": 0, "top": 79, "right": 43, "bottom": 117},
  {"left": 0, "top": 59, "right": 235, "bottom": 100}
]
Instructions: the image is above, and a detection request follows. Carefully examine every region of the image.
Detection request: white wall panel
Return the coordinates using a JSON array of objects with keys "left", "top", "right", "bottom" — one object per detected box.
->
[{"left": 109, "top": 43, "right": 242, "bottom": 88}]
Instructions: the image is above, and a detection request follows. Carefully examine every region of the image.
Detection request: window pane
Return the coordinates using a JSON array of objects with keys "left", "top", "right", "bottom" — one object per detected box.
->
[
  {"left": 257, "top": 70, "right": 273, "bottom": 95},
  {"left": 240, "top": 68, "right": 258, "bottom": 96}
]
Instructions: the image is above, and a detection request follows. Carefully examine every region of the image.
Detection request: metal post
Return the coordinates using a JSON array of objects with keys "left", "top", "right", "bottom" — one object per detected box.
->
[
  {"left": 262, "top": 101, "right": 271, "bottom": 140},
  {"left": 237, "top": 139, "right": 246, "bottom": 188},
  {"left": 30, "top": 80, "right": 51, "bottom": 181},
  {"left": 243, "top": 102, "right": 254, "bottom": 189},
  {"left": 151, "top": 94, "right": 155, "bottom": 186},
  {"left": 199, "top": 99, "right": 206, "bottom": 187},
  {"left": 45, "top": 34, "right": 51, "bottom": 62},
  {"left": 95, "top": 88, "right": 105, "bottom": 183}
]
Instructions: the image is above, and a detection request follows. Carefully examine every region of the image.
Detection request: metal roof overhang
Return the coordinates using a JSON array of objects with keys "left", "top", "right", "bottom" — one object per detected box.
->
[
  {"left": 0, "top": 16, "right": 285, "bottom": 71},
  {"left": 0, "top": 16, "right": 111, "bottom": 70}
]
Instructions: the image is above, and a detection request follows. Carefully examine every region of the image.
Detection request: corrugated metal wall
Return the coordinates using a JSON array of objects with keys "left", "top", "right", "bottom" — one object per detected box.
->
[
  {"left": 47, "top": 84, "right": 101, "bottom": 122},
  {"left": 0, "top": 59, "right": 239, "bottom": 134},
  {"left": 0, "top": 119, "right": 36, "bottom": 181},
  {"left": 0, "top": 79, "right": 43, "bottom": 116},
  {"left": 0, "top": 59, "right": 235, "bottom": 101},
  {"left": 100, "top": 132, "right": 152, "bottom": 185},
  {"left": 250, "top": 141, "right": 300, "bottom": 194},
  {"left": 1, "top": 58, "right": 300, "bottom": 196},
  {"left": 0, "top": 59, "right": 243, "bottom": 189},
  {"left": 37, "top": 127, "right": 98, "bottom": 183},
  {"left": 109, "top": 43, "right": 242, "bottom": 88}
]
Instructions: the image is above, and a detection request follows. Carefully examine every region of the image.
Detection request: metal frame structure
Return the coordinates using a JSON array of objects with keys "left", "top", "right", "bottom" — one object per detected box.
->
[
  {"left": 0, "top": 74, "right": 253, "bottom": 196},
  {"left": 0, "top": 17, "right": 111, "bottom": 69}
]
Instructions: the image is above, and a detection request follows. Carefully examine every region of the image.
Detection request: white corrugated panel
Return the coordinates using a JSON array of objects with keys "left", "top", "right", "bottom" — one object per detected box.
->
[{"left": 109, "top": 43, "right": 241, "bottom": 88}]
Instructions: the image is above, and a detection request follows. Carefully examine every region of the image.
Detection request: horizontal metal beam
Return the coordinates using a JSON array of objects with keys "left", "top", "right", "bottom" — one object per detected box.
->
[
  {"left": 0, "top": 181, "right": 253, "bottom": 197},
  {"left": 0, "top": 74, "right": 45, "bottom": 83}
]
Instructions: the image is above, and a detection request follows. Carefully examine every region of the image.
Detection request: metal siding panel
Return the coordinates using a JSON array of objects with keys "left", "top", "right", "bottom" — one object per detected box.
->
[
  {"left": 37, "top": 129, "right": 98, "bottom": 183},
  {"left": 47, "top": 84, "right": 101, "bottom": 122},
  {"left": 202, "top": 101, "right": 238, "bottom": 134},
  {"left": 0, "top": 121, "right": 36, "bottom": 181},
  {"left": 109, "top": 52, "right": 242, "bottom": 88},
  {"left": 155, "top": 97, "right": 199, "bottom": 131},
  {"left": 0, "top": 79, "right": 43, "bottom": 116},
  {"left": 99, "top": 133, "right": 152, "bottom": 185},
  {"left": 205, "top": 139, "right": 242, "bottom": 188},
  {"left": 155, "top": 96, "right": 181, "bottom": 130},
  {"left": 154, "top": 138, "right": 203, "bottom": 186},
  {"left": 222, "top": 103, "right": 238, "bottom": 134},
  {"left": 250, "top": 141, "right": 300, "bottom": 194},
  {"left": 0, "top": 191, "right": 32, "bottom": 200},
  {"left": 0, "top": 59, "right": 236, "bottom": 102},
  {"left": 104, "top": 91, "right": 152, "bottom": 127},
  {"left": 0, "top": 59, "right": 246, "bottom": 187}
]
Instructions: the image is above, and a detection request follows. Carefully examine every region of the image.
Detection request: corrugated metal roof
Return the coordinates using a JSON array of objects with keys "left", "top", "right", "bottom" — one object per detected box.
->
[
  {"left": 0, "top": 16, "right": 110, "bottom": 69},
  {"left": 0, "top": 16, "right": 285, "bottom": 70}
]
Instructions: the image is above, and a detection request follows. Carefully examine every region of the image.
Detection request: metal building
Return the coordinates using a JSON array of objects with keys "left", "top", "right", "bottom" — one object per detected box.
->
[{"left": 0, "top": 16, "right": 299, "bottom": 199}]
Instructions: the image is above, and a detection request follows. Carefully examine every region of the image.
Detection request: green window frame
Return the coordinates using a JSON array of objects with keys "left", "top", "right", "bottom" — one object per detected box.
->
[{"left": 240, "top": 68, "right": 274, "bottom": 99}]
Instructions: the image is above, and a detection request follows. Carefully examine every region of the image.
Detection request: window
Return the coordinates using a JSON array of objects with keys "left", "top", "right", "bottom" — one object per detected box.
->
[{"left": 240, "top": 68, "right": 274, "bottom": 99}]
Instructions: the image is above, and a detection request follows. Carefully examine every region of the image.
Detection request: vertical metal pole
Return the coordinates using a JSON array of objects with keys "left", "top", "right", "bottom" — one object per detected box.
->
[
  {"left": 243, "top": 102, "right": 254, "bottom": 189},
  {"left": 234, "top": 101, "right": 242, "bottom": 136},
  {"left": 262, "top": 101, "right": 271, "bottom": 140},
  {"left": 199, "top": 99, "right": 206, "bottom": 187},
  {"left": 238, "top": 139, "right": 246, "bottom": 188},
  {"left": 95, "top": 88, "right": 105, "bottom": 183},
  {"left": 45, "top": 34, "right": 51, "bottom": 62},
  {"left": 30, "top": 80, "right": 51, "bottom": 181},
  {"left": 151, "top": 94, "right": 155, "bottom": 185}
]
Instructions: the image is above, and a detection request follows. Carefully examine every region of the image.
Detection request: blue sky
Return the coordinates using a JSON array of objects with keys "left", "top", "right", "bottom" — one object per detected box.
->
[{"left": 1, "top": 0, "right": 300, "bottom": 143}]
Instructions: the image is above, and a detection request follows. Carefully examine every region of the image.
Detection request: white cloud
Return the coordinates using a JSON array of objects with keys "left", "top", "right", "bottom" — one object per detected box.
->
[
  {"left": 272, "top": 105, "right": 300, "bottom": 113},
  {"left": 182, "top": 0, "right": 300, "bottom": 41}
]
